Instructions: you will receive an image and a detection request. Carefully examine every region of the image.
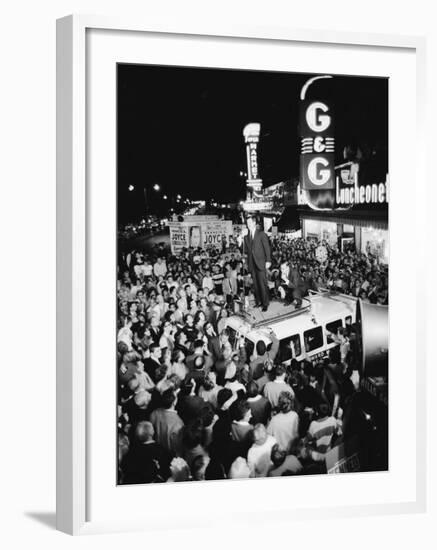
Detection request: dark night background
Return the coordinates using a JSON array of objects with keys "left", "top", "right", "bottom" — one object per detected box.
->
[{"left": 117, "top": 64, "right": 388, "bottom": 224}]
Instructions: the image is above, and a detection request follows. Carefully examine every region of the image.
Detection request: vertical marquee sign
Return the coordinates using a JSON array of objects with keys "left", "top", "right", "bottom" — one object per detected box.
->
[
  {"left": 299, "top": 75, "right": 336, "bottom": 210},
  {"left": 243, "top": 122, "right": 263, "bottom": 200}
]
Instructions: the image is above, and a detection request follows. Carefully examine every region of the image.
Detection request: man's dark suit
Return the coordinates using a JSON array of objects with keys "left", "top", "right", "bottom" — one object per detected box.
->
[{"left": 243, "top": 229, "right": 271, "bottom": 308}]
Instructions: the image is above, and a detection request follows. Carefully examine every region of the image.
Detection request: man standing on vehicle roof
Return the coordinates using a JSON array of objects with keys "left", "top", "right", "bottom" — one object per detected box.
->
[{"left": 241, "top": 215, "right": 271, "bottom": 312}]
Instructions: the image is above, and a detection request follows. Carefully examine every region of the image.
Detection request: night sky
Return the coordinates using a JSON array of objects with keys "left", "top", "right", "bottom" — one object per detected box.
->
[{"left": 117, "top": 64, "right": 388, "bottom": 223}]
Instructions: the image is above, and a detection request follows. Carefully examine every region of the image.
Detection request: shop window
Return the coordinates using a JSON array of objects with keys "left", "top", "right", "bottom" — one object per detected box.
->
[
  {"left": 279, "top": 334, "right": 302, "bottom": 362},
  {"left": 326, "top": 319, "right": 343, "bottom": 344},
  {"left": 304, "top": 327, "right": 324, "bottom": 352}
]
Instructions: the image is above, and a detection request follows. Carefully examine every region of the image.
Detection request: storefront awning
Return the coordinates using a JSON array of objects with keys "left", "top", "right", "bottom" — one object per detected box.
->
[{"left": 298, "top": 206, "right": 388, "bottom": 230}]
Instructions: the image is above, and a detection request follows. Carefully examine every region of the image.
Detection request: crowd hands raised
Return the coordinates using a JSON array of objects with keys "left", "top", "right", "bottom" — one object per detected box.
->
[{"left": 118, "top": 234, "right": 386, "bottom": 484}]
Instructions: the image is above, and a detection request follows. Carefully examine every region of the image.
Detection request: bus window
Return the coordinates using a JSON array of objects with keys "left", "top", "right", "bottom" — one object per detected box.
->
[
  {"left": 304, "top": 327, "right": 323, "bottom": 352},
  {"left": 244, "top": 338, "right": 254, "bottom": 359},
  {"left": 227, "top": 327, "right": 237, "bottom": 347},
  {"left": 279, "top": 335, "right": 302, "bottom": 363},
  {"left": 326, "top": 319, "right": 343, "bottom": 344}
]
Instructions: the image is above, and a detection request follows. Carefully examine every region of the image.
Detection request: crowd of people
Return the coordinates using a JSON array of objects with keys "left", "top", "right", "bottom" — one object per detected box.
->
[{"left": 117, "top": 231, "right": 388, "bottom": 484}]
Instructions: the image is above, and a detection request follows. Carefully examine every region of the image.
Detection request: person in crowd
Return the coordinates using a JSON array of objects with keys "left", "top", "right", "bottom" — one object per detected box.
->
[
  {"left": 153, "top": 256, "right": 167, "bottom": 278},
  {"left": 124, "top": 387, "right": 153, "bottom": 425},
  {"left": 241, "top": 215, "right": 271, "bottom": 312},
  {"left": 228, "top": 457, "right": 251, "bottom": 479},
  {"left": 267, "top": 444, "right": 303, "bottom": 477},
  {"left": 176, "top": 378, "right": 212, "bottom": 425},
  {"left": 327, "top": 326, "right": 351, "bottom": 365},
  {"left": 247, "top": 423, "right": 277, "bottom": 477},
  {"left": 198, "top": 371, "right": 222, "bottom": 409},
  {"left": 159, "top": 320, "right": 175, "bottom": 352},
  {"left": 246, "top": 380, "right": 271, "bottom": 426},
  {"left": 204, "top": 322, "right": 221, "bottom": 360},
  {"left": 249, "top": 329, "right": 279, "bottom": 380},
  {"left": 266, "top": 391, "right": 299, "bottom": 453},
  {"left": 305, "top": 402, "right": 340, "bottom": 462},
  {"left": 167, "top": 457, "right": 191, "bottom": 482},
  {"left": 143, "top": 343, "right": 163, "bottom": 382},
  {"left": 122, "top": 421, "right": 172, "bottom": 484},
  {"left": 168, "top": 349, "right": 188, "bottom": 382},
  {"left": 222, "top": 268, "right": 238, "bottom": 304},
  {"left": 229, "top": 399, "right": 254, "bottom": 450},
  {"left": 149, "top": 389, "right": 184, "bottom": 456},
  {"left": 202, "top": 269, "right": 214, "bottom": 293},
  {"left": 174, "top": 330, "right": 191, "bottom": 355},
  {"left": 263, "top": 365, "right": 295, "bottom": 409},
  {"left": 185, "top": 339, "right": 213, "bottom": 373},
  {"left": 181, "top": 418, "right": 209, "bottom": 471}
]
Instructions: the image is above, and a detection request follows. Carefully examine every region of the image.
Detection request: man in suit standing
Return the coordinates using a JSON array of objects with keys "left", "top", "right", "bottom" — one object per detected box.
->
[{"left": 242, "top": 215, "right": 271, "bottom": 311}]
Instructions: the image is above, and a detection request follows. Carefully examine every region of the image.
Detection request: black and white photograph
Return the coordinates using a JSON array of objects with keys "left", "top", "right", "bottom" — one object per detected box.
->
[{"left": 116, "top": 64, "right": 389, "bottom": 485}]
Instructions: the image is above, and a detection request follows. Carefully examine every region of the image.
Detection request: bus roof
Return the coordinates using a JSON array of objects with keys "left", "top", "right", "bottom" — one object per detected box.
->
[{"left": 226, "top": 293, "right": 357, "bottom": 342}]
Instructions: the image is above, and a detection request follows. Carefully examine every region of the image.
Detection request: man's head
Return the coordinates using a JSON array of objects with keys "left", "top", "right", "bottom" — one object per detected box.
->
[
  {"left": 256, "top": 340, "right": 266, "bottom": 357},
  {"left": 176, "top": 331, "right": 187, "bottom": 345},
  {"left": 217, "top": 388, "right": 234, "bottom": 410},
  {"left": 277, "top": 391, "right": 294, "bottom": 414},
  {"left": 180, "top": 378, "right": 195, "bottom": 396},
  {"left": 274, "top": 364, "right": 286, "bottom": 380},
  {"left": 127, "top": 375, "right": 140, "bottom": 393},
  {"left": 135, "top": 421, "right": 155, "bottom": 443},
  {"left": 230, "top": 399, "right": 252, "bottom": 422},
  {"left": 229, "top": 457, "right": 250, "bottom": 479},
  {"left": 221, "top": 344, "right": 233, "bottom": 361},
  {"left": 317, "top": 402, "right": 330, "bottom": 419},
  {"left": 161, "top": 389, "right": 177, "bottom": 409},
  {"left": 193, "top": 354, "right": 205, "bottom": 371},
  {"left": 270, "top": 444, "right": 287, "bottom": 468},
  {"left": 246, "top": 215, "right": 256, "bottom": 232},
  {"left": 193, "top": 339, "right": 204, "bottom": 354},
  {"left": 253, "top": 423, "right": 268, "bottom": 446},
  {"left": 204, "top": 322, "right": 214, "bottom": 335},
  {"left": 150, "top": 344, "right": 162, "bottom": 360},
  {"left": 246, "top": 380, "right": 259, "bottom": 399}
]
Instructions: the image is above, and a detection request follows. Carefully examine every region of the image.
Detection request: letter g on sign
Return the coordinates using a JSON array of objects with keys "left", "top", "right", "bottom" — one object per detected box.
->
[
  {"left": 306, "top": 102, "right": 331, "bottom": 133},
  {"left": 308, "top": 157, "right": 331, "bottom": 186}
]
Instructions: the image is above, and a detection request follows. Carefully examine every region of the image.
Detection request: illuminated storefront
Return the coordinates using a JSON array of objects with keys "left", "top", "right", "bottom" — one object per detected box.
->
[
  {"left": 299, "top": 205, "right": 388, "bottom": 264},
  {"left": 361, "top": 227, "right": 389, "bottom": 264},
  {"left": 303, "top": 219, "right": 338, "bottom": 246}
]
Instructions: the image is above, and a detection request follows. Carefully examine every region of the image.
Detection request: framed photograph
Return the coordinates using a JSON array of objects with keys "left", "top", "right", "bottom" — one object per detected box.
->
[{"left": 56, "top": 15, "right": 427, "bottom": 535}]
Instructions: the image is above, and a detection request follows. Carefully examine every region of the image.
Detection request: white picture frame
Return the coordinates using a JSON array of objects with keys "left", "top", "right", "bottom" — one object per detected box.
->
[{"left": 56, "top": 14, "right": 427, "bottom": 535}]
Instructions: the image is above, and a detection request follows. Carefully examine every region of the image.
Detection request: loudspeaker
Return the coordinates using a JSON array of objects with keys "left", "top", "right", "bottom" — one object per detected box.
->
[{"left": 356, "top": 299, "right": 388, "bottom": 377}]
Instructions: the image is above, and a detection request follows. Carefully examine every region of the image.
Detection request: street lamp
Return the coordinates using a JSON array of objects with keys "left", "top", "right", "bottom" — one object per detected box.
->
[
  {"left": 163, "top": 194, "right": 168, "bottom": 200},
  {"left": 176, "top": 194, "right": 182, "bottom": 200},
  {"left": 153, "top": 183, "right": 160, "bottom": 192},
  {"left": 128, "top": 185, "right": 135, "bottom": 191}
]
